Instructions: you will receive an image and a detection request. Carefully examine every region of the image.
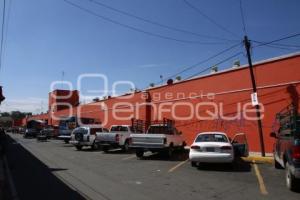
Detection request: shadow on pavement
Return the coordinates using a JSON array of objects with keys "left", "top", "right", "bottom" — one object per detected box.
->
[
  {"left": 141, "top": 150, "right": 189, "bottom": 162},
  {"left": 100, "top": 149, "right": 133, "bottom": 155},
  {"left": 196, "top": 158, "right": 252, "bottom": 172},
  {"left": 4, "top": 135, "right": 87, "bottom": 200}
]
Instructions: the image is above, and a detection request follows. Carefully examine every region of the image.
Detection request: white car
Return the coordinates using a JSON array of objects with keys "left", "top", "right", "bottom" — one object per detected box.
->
[
  {"left": 97, "top": 125, "right": 136, "bottom": 152},
  {"left": 189, "top": 132, "right": 245, "bottom": 167},
  {"left": 70, "top": 126, "right": 109, "bottom": 150},
  {"left": 130, "top": 124, "right": 186, "bottom": 158}
]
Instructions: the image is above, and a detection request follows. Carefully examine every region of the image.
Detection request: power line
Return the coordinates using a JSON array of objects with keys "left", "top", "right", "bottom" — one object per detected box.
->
[
  {"left": 259, "top": 44, "right": 300, "bottom": 51},
  {"left": 252, "top": 40, "right": 300, "bottom": 48},
  {"left": 239, "top": 0, "right": 247, "bottom": 35},
  {"left": 253, "top": 33, "right": 300, "bottom": 48},
  {"left": 157, "top": 42, "right": 242, "bottom": 83},
  {"left": 63, "top": 0, "right": 229, "bottom": 45},
  {"left": 0, "top": 0, "right": 6, "bottom": 73},
  {"left": 183, "top": 0, "right": 240, "bottom": 39},
  {"left": 87, "top": 0, "right": 237, "bottom": 42},
  {"left": 185, "top": 51, "right": 243, "bottom": 80}
]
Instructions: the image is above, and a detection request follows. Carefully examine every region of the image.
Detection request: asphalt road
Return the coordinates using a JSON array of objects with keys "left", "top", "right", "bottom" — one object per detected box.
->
[{"left": 4, "top": 133, "right": 300, "bottom": 200}]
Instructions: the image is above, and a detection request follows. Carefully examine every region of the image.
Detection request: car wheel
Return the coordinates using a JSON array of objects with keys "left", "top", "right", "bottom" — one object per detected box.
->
[
  {"left": 136, "top": 150, "right": 144, "bottom": 158},
  {"left": 102, "top": 146, "right": 109, "bottom": 153},
  {"left": 191, "top": 161, "right": 197, "bottom": 167},
  {"left": 122, "top": 141, "right": 129, "bottom": 152},
  {"left": 76, "top": 145, "right": 82, "bottom": 150},
  {"left": 286, "top": 162, "right": 299, "bottom": 191},
  {"left": 164, "top": 145, "right": 174, "bottom": 159},
  {"left": 92, "top": 142, "right": 99, "bottom": 150}
]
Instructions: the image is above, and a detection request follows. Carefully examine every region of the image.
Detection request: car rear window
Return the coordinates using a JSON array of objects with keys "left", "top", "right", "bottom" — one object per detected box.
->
[
  {"left": 147, "top": 126, "right": 173, "bottom": 134},
  {"left": 110, "top": 126, "right": 129, "bottom": 132},
  {"left": 73, "top": 128, "right": 88, "bottom": 135},
  {"left": 195, "top": 134, "right": 228, "bottom": 143}
]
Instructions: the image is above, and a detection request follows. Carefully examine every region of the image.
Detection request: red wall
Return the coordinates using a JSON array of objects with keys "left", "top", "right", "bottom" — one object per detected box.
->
[{"left": 28, "top": 54, "right": 300, "bottom": 153}]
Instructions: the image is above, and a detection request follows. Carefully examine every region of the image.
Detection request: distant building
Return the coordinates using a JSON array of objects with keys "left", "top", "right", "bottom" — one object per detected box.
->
[
  {"left": 27, "top": 52, "right": 300, "bottom": 153},
  {"left": 48, "top": 89, "right": 79, "bottom": 112}
]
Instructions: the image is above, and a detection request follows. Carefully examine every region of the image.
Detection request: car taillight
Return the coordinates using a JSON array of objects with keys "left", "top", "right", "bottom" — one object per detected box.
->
[
  {"left": 292, "top": 145, "right": 300, "bottom": 160},
  {"left": 115, "top": 134, "right": 120, "bottom": 142},
  {"left": 191, "top": 145, "right": 201, "bottom": 150},
  {"left": 220, "top": 146, "right": 232, "bottom": 150}
]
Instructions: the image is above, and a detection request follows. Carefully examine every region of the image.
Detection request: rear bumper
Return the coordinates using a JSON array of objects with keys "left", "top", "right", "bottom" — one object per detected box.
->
[
  {"left": 98, "top": 141, "right": 119, "bottom": 148},
  {"left": 189, "top": 152, "right": 234, "bottom": 163},
  {"left": 58, "top": 135, "right": 71, "bottom": 140},
  {"left": 129, "top": 144, "right": 167, "bottom": 151},
  {"left": 37, "top": 135, "right": 47, "bottom": 139},
  {"left": 70, "top": 140, "right": 93, "bottom": 146}
]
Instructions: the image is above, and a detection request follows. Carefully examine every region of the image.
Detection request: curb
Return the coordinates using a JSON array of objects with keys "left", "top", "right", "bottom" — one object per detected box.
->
[{"left": 241, "top": 156, "right": 274, "bottom": 164}]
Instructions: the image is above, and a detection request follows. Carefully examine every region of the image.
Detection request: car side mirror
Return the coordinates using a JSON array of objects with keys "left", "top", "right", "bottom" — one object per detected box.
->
[{"left": 270, "top": 132, "right": 277, "bottom": 138}]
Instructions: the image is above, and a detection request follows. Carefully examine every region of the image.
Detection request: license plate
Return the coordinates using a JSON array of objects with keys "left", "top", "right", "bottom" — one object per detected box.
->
[{"left": 206, "top": 147, "right": 215, "bottom": 152}]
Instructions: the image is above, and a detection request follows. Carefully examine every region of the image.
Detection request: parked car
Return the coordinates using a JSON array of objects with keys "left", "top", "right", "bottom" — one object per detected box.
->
[
  {"left": 129, "top": 119, "right": 186, "bottom": 158},
  {"left": 97, "top": 125, "right": 138, "bottom": 152},
  {"left": 36, "top": 130, "right": 48, "bottom": 142},
  {"left": 189, "top": 132, "right": 248, "bottom": 167},
  {"left": 58, "top": 116, "right": 95, "bottom": 144},
  {"left": 70, "top": 126, "right": 109, "bottom": 150},
  {"left": 40, "top": 126, "right": 55, "bottom": 139},
  {"left": 18, "top": 127, "right": 25, "bottom": 134},
  {"left": 270, "top": 104, "right": 300, "bottom": 191},
  {"left": 24, "top": 120, "right": 45, "bottom": 138},
  {"left": 58, "top": 116, "right": 94, "bottom": 144}
]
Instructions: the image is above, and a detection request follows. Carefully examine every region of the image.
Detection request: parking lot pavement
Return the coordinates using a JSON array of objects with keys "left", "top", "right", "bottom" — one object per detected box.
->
[{"left": 5, "top": 133, "right": 300, "bottom": 200}]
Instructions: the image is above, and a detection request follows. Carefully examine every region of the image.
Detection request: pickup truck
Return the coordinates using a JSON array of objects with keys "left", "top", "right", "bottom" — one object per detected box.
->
[
  {"left": 96, "top": 125, "right": 137, "bottom": 152},
  {"left": 129, "top": 122, "right": 186, "bottom": 158},
  {"left": 270, "top": 104, "right": 300, "bottom": 191},
  {"left": 70, "top": 126, "right": 109, "bottom": 150}
]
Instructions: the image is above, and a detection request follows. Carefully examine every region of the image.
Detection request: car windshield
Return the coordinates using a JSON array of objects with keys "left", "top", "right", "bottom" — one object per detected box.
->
[
  {"left": 195, "top": 134, "right": 228, "bottom": 143},
  {"left": 110, "top": 126, "right": 129, "bottom": 132}
]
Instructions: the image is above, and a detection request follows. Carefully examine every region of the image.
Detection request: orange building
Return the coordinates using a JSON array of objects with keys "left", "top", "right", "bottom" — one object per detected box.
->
[{"left": 28, "top": 52, "right": 300, "bottom": 153}]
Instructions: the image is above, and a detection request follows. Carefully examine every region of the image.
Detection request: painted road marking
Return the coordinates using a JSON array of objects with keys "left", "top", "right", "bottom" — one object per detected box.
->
[
  {"left": 253, "top": 161, "right": 268, "bottom": 195},
  {"left": 168, "top": 159, "right": 189, "bottom": 173},
  {"left": 122, "top": 155, "right": 136, "bottom": 160}
]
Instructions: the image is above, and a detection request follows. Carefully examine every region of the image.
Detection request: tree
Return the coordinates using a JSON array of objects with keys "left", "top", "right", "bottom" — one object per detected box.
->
[{"left": 175, "top": 76, "right": 181, "bottom": 81}]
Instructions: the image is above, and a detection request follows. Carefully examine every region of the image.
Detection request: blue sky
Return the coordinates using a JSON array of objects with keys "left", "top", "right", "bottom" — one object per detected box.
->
[{"left": 0, "top": 0, "right": 300, "bottom": 113}]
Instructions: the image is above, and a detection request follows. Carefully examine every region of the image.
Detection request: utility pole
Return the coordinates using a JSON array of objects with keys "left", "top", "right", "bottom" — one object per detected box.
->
[{"left": 244, "top": 36, "right": 266, "bottom": 157}]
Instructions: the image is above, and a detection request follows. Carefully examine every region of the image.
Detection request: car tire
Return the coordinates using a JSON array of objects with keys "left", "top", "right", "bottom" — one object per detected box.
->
[
  {"left": 92, "top": 142, "right": 99, "bottom": 150},
  {"left": 103, "top": 146, "right": 109, "bottom": 153},
  {"left": 76, "top": 145, "right": 82, "bottom": 150},
  {"left": 122, "top": 141, "right": 129, "bottom": 152},
  {"left": 136, "top": 150, "right": 144, "bottom": 158},
  {"left": 191, "top": 161, "right": 197, "bottom": 167},
  {"left": 163, "top": 145, "right": 174, "bottom": 159},
  {"left": 286, "top": 162, "right": 299, "bottom": 191}
]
